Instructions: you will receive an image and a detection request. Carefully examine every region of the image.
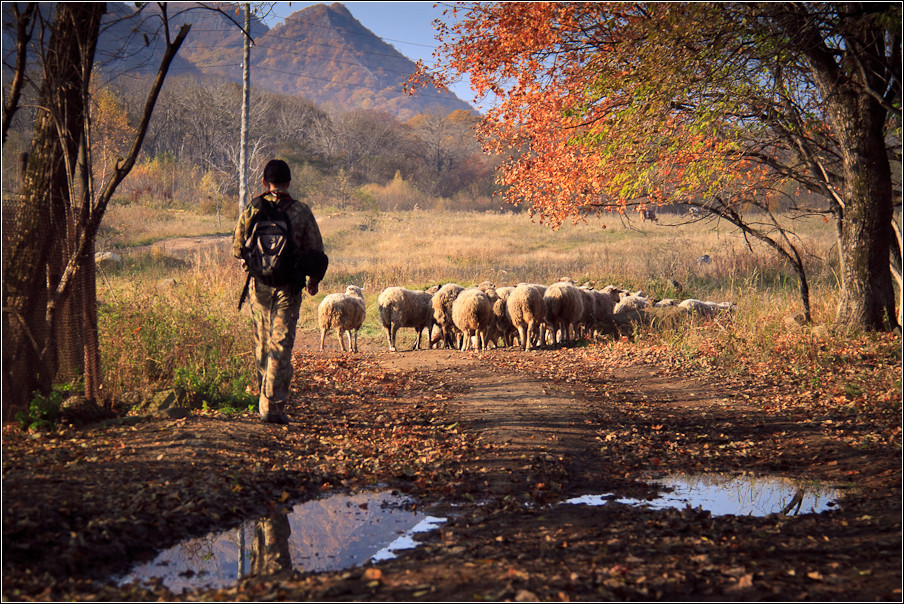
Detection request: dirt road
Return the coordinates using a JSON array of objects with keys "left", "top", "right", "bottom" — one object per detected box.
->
[{"left": 2, "top": 331, "right": 900, "bottom": 601}]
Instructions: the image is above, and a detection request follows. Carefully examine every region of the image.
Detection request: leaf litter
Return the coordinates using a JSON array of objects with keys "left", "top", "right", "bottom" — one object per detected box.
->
[{"left": 2, "top": 333, "right": 900, "bottom": 601}]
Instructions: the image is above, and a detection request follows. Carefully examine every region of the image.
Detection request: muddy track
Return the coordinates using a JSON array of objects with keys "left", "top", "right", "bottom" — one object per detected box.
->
[
  {"left": 309, "top": 333, "right": 757, "bottom": 501},
  {"left": 3, "top": 328, "right": 899, "bottom": 601}
]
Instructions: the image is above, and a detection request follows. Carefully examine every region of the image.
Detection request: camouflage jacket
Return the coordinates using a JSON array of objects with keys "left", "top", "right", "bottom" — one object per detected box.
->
[{"left": 232, "top": 191, "right": 324, "bottom": 266}]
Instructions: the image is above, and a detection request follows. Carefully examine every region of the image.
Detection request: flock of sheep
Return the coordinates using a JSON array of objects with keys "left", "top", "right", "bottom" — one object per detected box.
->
[{"left": 317, "top": 280, "right": 735, "bottom": 353}]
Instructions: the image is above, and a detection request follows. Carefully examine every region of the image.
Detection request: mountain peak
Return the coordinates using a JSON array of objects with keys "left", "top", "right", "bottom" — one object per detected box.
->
[
  {"left": 328, "top": 2, "right": 354, "bottom": 18},
  {"left": 248, "top": 3, "right": 472, "bottom": 119},
  {"left": 99, "top": 2, "right": 473, "bottom": 120}
]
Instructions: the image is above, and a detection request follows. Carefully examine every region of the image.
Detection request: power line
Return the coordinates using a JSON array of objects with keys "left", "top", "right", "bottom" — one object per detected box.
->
[
  {"left": 132, "top": 60, "right": 465, "bottom": 105},
  {"left": 185, "top": 25, "right": 439, "bottom": 51},
  {"left": 178, "top": 40, "right": 419, "bottom": 80},
  {"left": 180, "top": 27, "right": 429, "bottom": 65}
]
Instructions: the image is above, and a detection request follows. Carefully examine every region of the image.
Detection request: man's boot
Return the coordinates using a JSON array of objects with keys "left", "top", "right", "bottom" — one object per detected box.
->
[
  {"left": 269, "top": 401, "right": 290, "bottom": 425},
  {"left": 258, "top": 394, "right": 271, "bottom": 422}
]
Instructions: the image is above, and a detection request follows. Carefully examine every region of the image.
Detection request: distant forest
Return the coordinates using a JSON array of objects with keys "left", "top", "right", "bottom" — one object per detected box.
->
[{"left": 2, "top": 70, "right": 503, "bottom": 217}]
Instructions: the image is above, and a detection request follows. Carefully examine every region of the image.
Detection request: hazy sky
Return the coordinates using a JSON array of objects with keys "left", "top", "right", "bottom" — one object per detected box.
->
[{"left": 259, "top": 1, "right": 477, "bottom": 107}]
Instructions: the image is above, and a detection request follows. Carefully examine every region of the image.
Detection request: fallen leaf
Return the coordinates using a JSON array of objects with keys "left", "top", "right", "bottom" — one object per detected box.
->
[{"left": 362, "top": 568, "right": 383, "bottom": 582}]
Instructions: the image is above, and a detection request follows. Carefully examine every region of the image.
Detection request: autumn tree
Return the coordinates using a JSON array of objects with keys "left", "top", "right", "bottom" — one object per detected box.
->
[
  {"left": 416, "top": 2, "right": 901, "bottom": 331},
  {"left": 408, "top": 108, "right": 483, "bottom": 197},
  {"left": 90, "top": 86, "right": 137, "bottom": 185}
]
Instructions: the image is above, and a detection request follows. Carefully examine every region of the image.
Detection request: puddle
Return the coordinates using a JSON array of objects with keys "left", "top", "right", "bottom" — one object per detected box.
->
[
  {"left": 117, "top": 491, "right": 445, "bottom": 593},
  {"left": 566, "top": 473, "right": 843, "bottom": 516}
]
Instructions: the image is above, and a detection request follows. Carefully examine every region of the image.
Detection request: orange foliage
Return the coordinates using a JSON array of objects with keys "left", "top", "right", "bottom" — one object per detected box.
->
[
  {"left": 90, "top": 85, "right": 135, "bottom": 185},
  {"left": 412, "top": 3, "right": 795, "bottom": 226}
]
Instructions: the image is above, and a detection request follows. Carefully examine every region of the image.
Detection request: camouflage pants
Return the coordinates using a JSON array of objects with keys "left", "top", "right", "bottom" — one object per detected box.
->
[{"left": 249, "top": 279, "right": 303, "bottom": 409}]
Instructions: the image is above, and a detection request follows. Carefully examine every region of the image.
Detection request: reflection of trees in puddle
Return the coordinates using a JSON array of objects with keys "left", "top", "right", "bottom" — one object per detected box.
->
[
  {"left": 652, "top": 473, "right": 840, "bottom": 516},
  {"left": 250, "top": 512, "right": 292, "bottom": 576},
  {"left": 119, "top": 491, "right": 439, "bottom": 591},
  {"left": 566, "top": 474, "right": 841, "bottom": 517},
  {"left": 779, "top": 490, "right": 806, "bottom": 516}
]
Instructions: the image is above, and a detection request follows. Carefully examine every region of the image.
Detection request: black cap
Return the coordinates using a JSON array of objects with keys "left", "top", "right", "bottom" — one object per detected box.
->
[{"left": 263, "top": 159, "right": 291, "bottom": 184}]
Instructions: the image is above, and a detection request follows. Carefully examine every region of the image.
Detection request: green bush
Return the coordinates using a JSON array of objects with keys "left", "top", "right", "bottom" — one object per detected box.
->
[
  {"left": 99, "top": 282, "right": 255, "bottom": 407},
  {"left": 16, "top": 390, "right": 63, "bottom": 431}
]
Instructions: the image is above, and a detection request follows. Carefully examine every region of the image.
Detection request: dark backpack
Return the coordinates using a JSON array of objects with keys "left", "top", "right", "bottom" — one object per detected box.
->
[{"left": 241, "top": 195, "right": 295, "bottom": 286}]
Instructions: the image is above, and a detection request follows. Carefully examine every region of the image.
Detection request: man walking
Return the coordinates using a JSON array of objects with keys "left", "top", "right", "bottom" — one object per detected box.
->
[{"left": 234, "top": 159, "right": 326, "bottom": 424}]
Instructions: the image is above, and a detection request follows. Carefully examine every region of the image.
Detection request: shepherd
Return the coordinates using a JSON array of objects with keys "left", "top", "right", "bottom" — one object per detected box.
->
[{"left": 233, "top": 159, "right": 327, "bottom": 424}]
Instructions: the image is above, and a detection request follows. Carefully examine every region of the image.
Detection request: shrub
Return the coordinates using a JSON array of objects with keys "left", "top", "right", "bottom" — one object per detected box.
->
[
  {"left": 16, "top": 390, "right": 63, "bottom": 431},
  {"left": 98, "top": 257, "right": 255, "bottom": 408}
]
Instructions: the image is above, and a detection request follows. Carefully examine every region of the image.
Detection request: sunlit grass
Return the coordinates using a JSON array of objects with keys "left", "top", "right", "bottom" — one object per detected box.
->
[
  {"left": 98, "top": 204, "right": 236, "bottom": 249},
  {"left": 97, "top": 205, "right": 851, "bottom": 395}
]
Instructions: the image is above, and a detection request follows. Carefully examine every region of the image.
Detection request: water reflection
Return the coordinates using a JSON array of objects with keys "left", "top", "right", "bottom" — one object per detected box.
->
[
  {"left": 250, "top": 511, "right": 292, "bottom": 575},
  {"left": 118, "top": 491, "right": 445, "bottom": 593},
  {"left": 565, "top": 473, "right": 842, "bottom": 516}
]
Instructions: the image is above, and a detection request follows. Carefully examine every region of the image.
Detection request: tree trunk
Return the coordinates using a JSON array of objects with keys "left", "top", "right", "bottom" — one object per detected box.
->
[
  {"left": 1, "top": 3, "right": 103, "bottom": 422},
  {"left": 834, "top": 95, "right": 896, "bottom": 331},
  {"left": 239, "top": 3, "right": 251, "bottom": 212},
  {"left": 770, "top": 3, "right": 898, "bottom": 332}
]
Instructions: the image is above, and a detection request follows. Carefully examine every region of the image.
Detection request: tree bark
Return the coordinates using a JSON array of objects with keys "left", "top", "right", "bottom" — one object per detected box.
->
[
  {"left": 834, "top": 96, "right": 896, "bottom": 330},
  {"left": 1, "top": 3, "right": 104, "bottom": 421},
  {"left": 775, "top": 3, "right": 899, "bottom": 331}
]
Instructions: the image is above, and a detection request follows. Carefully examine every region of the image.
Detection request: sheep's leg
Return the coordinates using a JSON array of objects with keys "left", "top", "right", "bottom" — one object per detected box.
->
[
  {"left": 337, "top": 328, "right": 347, "bottom": 352},
  {"left": 320, "top": 329, "right": 328, "bottom": 351},
  {"left": 413, "top": 327, "right": 422, "bottom": 350},
  {"left": 350, "top": 329, "right": 358, "bottom": 353},
  {"left": 391, "top": 324, "right": 400, "bottom": 352},
  {"left": 384, "top": 324, "right": 393, "bottom": 351}
]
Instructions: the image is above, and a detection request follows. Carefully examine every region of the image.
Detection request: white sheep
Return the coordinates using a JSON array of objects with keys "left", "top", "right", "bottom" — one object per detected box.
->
[
  {"left": 678, "top": 299, "right": 735, "bottom": 317},
  {"left": 601, "top": 285, "right": 626, "bottom": 299},
  {"left": 489, "top": 285, "right": 516, "bottom": 347},
  {"left": 431, "top": 283, "right": 464, "bottom": 349},
  {"left": 577, "top": 286, "right": 598, "bottom": 339},
  {"left": 516, "top": 283, "right": 549, "bottom": 346},
  {"left": 318, "top": 285, "right": 366, "bottom": 352},
  {"left": 452, "top": 288, "right": 493, "bottom": 351},
  {"left": 378, "top": 286, "right": 435, "bottom": 352},
  {"left": 590, "top": 288, "right": 619, "bottom": 337},
  {"left": 507, "top": 284, "right": 546, "bottom": 350},
  {"left": 477, "top": 283, "right": 502, "bottom": 347},
  {"left": 543, "top": 280, "right": 584, "bottom": 344},
  {"left": 613, "top": 294, "right": 650, "bottom": 315}
]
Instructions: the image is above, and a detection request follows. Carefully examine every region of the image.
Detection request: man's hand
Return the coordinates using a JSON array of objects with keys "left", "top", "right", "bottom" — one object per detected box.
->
[{"left": 306, "top": 280, "right": 319, "bottom": 296}]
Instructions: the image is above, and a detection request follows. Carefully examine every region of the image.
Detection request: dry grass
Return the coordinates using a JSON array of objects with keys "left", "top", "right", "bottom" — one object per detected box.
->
[
  {"left": 97, "top": 248, "right": 254, "bottom": 402},
  {"left": 98, "top": 204, "right": 236, "bottom": 249},
  {"left": 314, "top": 208, "right": 837, "bottom": 293},
  {"left": 98, "top": 205, "right": 848, "bottom": 392},
  {"left": 301, "top": 208, "right": 841, "bottom": 348}
]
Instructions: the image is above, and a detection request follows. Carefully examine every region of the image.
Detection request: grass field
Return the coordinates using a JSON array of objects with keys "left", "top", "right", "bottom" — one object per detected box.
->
[{"left": 96, "top": 204, "right": 846, "bottom": 401}]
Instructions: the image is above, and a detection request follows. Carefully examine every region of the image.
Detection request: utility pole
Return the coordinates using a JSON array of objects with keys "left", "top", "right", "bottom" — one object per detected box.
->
[{"left": 239, "top": 2, "right": 251, "bottom": 211}]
